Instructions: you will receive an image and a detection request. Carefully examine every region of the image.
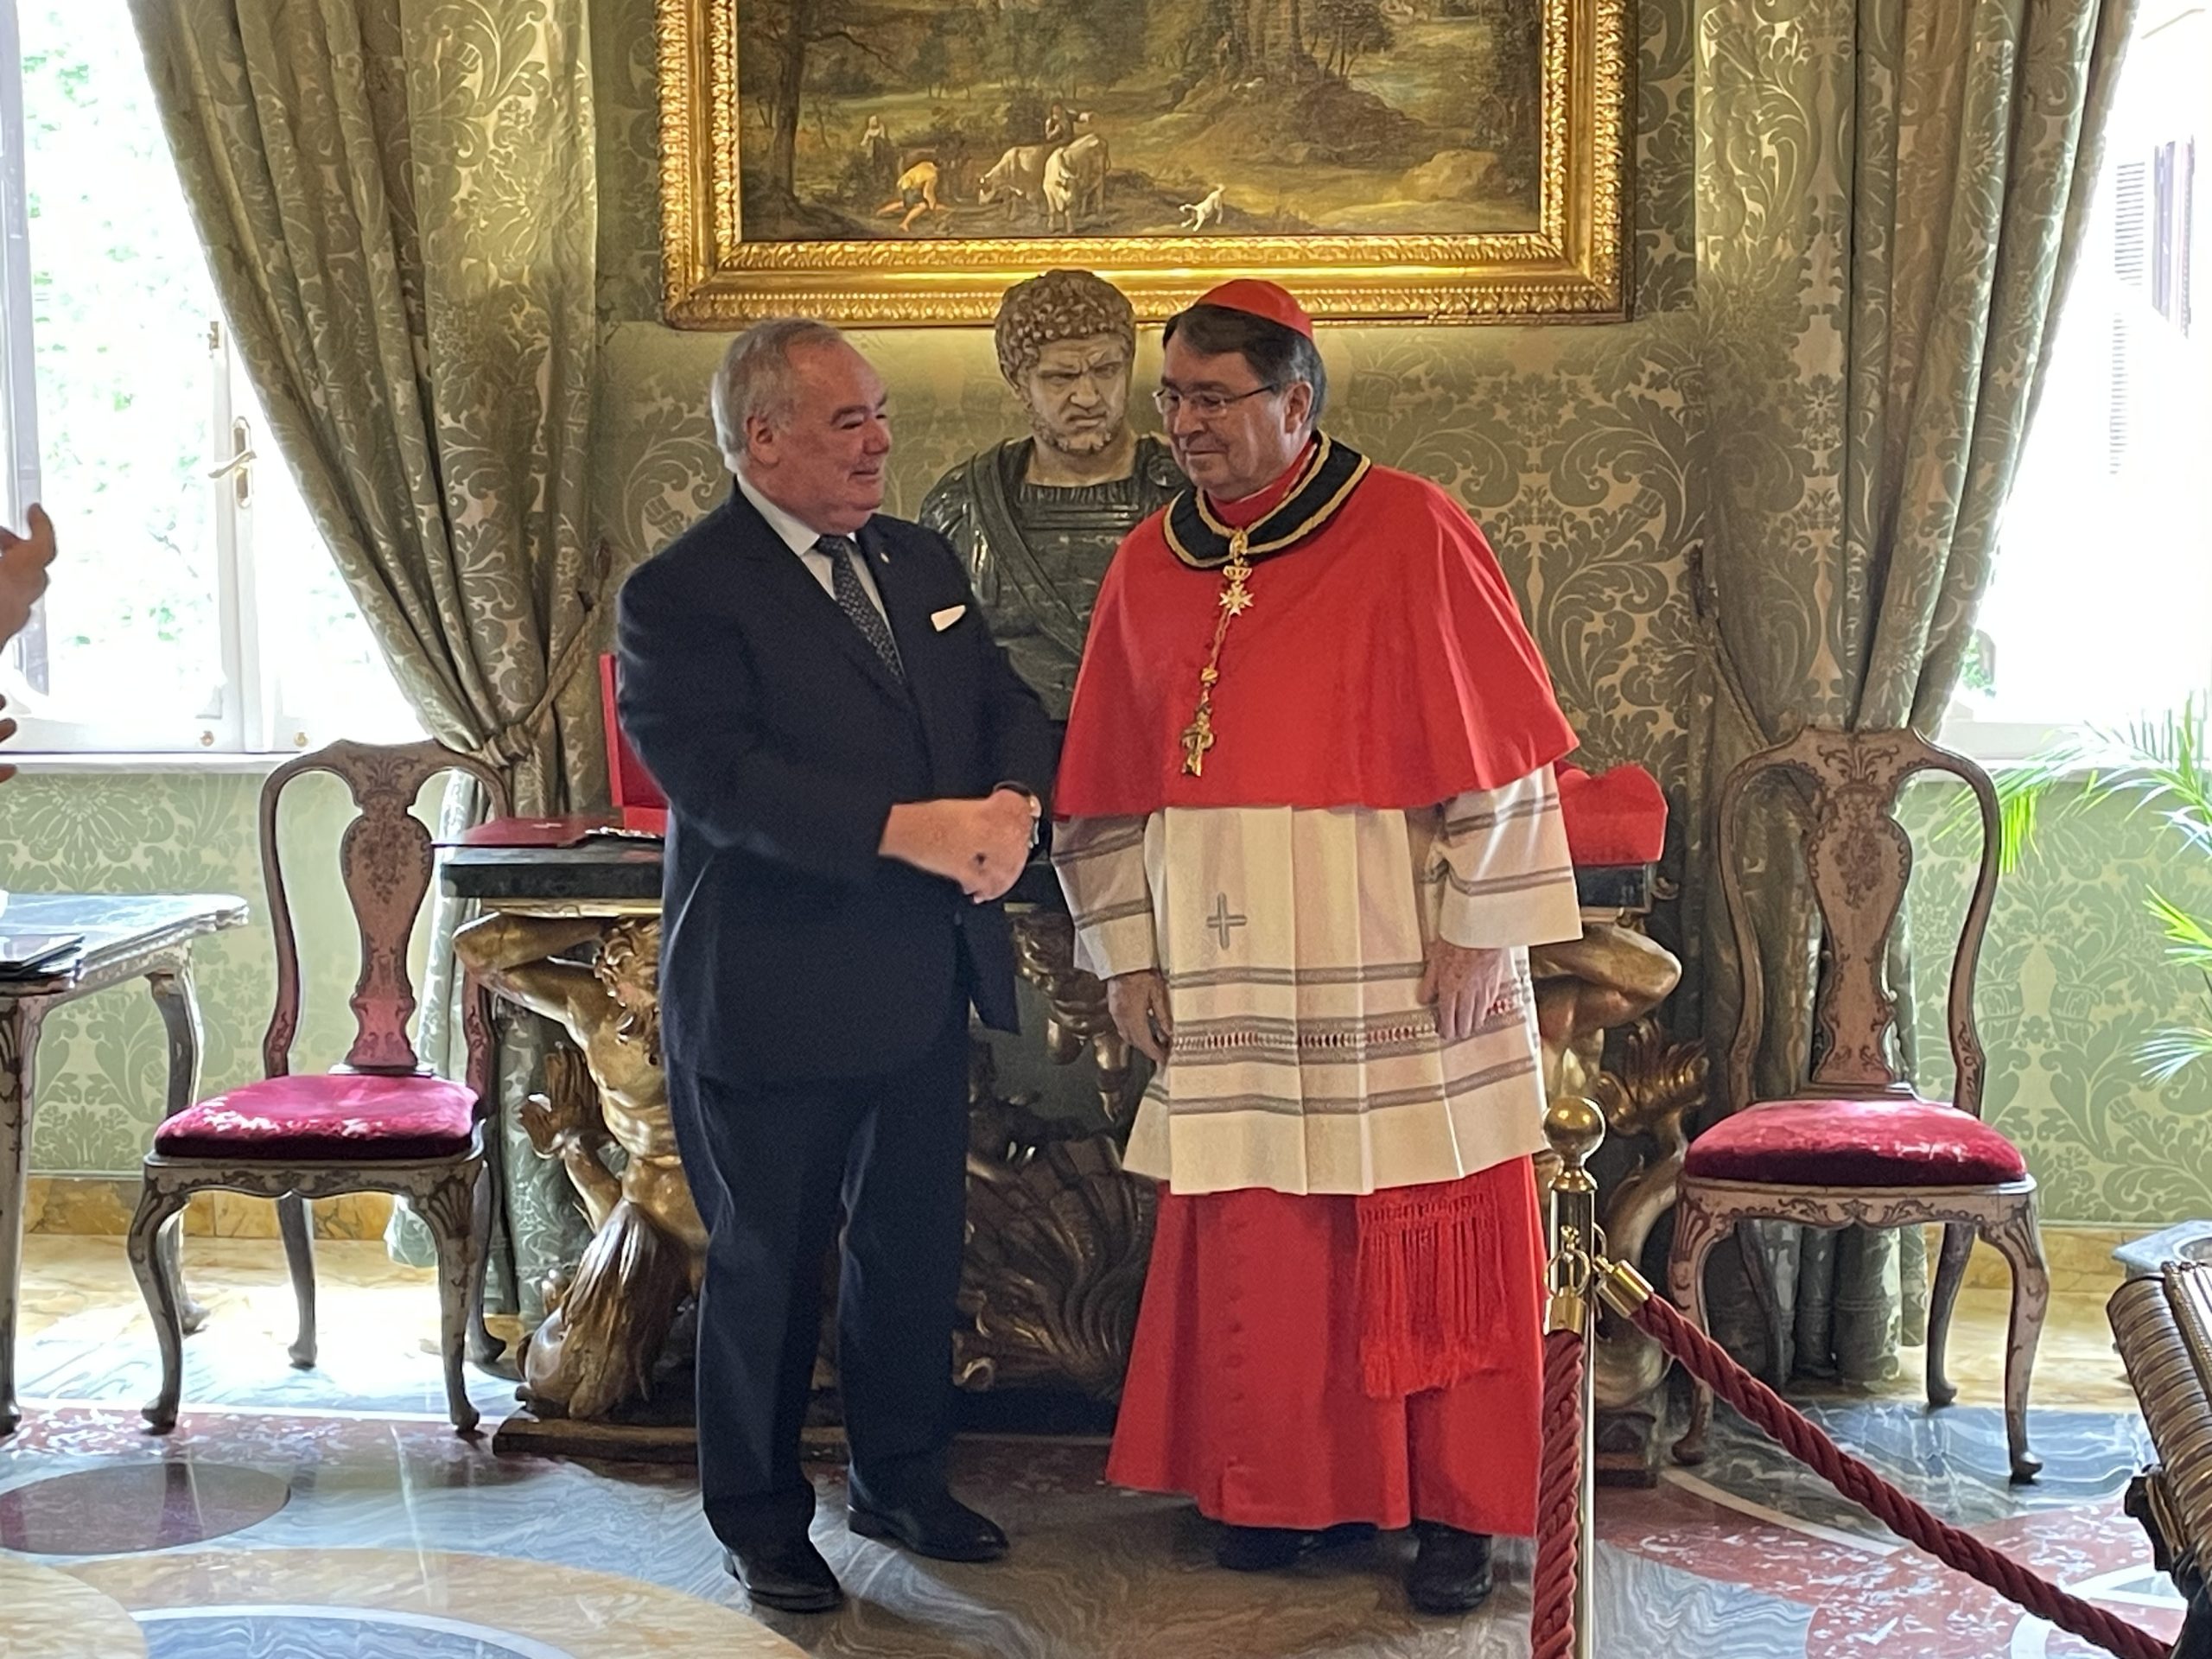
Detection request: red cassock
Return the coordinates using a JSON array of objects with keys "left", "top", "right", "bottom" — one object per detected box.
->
[
  {"left": 1060, "top": 450, "right": 1575, "bottom": 1535},
  {"left": 1108, "top": 1160, "right": 1549, "bottom": 1535}
]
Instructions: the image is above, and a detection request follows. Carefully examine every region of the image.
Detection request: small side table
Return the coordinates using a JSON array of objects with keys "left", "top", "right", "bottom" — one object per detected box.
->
[{"left": 0, "top": 892, "right": 250, "bottom": 1436}]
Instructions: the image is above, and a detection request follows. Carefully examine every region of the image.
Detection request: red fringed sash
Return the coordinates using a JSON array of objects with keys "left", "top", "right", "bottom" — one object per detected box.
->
[{"left": 1353, "top": 1173, "right": 1510, "bottom": 1399}]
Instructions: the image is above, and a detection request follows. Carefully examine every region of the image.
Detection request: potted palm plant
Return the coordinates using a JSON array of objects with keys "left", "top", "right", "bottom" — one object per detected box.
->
[{"left": 1981, "top": 698, "right": 2212, "bottom": 1081}]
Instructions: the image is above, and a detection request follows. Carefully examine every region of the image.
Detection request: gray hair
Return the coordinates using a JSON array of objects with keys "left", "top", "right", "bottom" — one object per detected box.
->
[{"left": 710, "top": 316, "right": 847, "bottom": 474}]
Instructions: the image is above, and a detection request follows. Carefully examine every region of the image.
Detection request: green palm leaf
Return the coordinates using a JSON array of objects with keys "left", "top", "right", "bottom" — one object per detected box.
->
[
  {"left": 1967, "top": 696, "right": 2212, "bottom": 1080},
  {"left": 2144, "top": 1025, "right": 2212, "bottom": 1084}
]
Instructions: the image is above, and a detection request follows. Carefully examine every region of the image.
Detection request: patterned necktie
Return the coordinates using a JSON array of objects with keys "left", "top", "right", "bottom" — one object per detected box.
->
[{"left": 818, "top": 534, "right": 905, "bottom": 683}]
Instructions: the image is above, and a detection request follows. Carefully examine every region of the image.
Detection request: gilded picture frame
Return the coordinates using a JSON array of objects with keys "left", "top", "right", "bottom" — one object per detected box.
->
[{"left": 656, "top": 0, "right": 1630, "bottom": 327}]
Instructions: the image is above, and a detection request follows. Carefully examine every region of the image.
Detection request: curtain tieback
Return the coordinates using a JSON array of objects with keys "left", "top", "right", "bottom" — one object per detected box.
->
[{"left": 471, "top": 541, "right": 613, "bottom": 772}]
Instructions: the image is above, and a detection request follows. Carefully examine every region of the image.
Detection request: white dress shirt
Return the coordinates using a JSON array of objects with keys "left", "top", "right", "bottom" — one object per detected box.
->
[{"left": 734, "top": 469, "right": 890, "bottom": 622}]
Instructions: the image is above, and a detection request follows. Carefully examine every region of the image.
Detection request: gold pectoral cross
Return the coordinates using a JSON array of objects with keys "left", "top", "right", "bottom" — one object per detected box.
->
[
  {"left": 1180, "top": 684, "right": 1217, "bottom": 777},
  {"left": 1180, "top": 536, "right": 1251, "bottom": 778}
]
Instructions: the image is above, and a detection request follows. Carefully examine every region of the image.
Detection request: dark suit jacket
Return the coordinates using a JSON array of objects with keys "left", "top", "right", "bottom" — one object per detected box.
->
[{"left": 616, "top": 485, "right": 1057, "bottom": 1084}]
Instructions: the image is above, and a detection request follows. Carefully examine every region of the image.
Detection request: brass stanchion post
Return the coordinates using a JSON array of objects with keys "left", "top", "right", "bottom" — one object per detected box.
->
[{"left": 1545, "top": 1096, "right": 1605, "bottom": 1659}]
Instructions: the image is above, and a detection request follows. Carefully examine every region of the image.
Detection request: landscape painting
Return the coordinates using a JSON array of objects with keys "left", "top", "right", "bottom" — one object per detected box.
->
[
  {"left": 738, "top": 0, "right": 1542, "bottom": 242},
  {"left": 656, "top": 0, "right": 1629, "bottom": 325}
]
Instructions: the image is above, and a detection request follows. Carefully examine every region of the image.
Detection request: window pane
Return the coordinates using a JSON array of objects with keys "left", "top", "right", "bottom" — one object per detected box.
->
[
  {"left": 239, "top": 373, "right": 426, "bottom": 748},
  {"left": 8, "top": 3, "right": 226, "bottom": 741},
  {"left": 1960, "top": 0, "right": 2212, "bottom": 737}
]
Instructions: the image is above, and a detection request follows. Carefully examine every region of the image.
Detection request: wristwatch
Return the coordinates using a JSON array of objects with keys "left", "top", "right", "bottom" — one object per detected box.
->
[{"left": 995, "top": 783, "right": 1045, "bottom": 849}]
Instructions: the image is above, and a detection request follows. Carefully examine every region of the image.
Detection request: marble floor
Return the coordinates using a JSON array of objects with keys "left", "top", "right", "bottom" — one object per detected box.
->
[{"left": 0, "top": 1235, "right": 2183, "bottom": 1657}]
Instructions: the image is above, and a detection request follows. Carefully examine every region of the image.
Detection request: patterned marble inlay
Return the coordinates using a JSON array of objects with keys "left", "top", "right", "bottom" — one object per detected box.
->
[
  {"left": 68, "top": 1550, "right": 806, "bottom": 1659},
  {"left": 139, "top": 1607, "right": 572, "bottom": 1658},
  {"left": 0, "top": 1553, "right": 149, "bottom": 1656},
  {"left": 0, "top": 1463, "right": 290, "bottom": 1554}
]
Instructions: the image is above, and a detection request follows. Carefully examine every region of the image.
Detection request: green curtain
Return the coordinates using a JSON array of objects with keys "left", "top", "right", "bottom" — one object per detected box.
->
[
  {"left": 1689, "top": 0, "right": 2136, "bottom": 1382},
  {"left": 130, "top": 0, "right": 606, "bottom": 1319}
]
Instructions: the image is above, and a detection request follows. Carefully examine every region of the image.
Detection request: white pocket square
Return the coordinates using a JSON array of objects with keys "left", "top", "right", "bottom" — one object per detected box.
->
[{"left": 931, "top": 604, "right": 967, "bottom": 632}]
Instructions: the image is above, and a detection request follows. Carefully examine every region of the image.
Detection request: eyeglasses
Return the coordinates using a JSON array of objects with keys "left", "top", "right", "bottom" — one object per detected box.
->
[{"left": 1151, "top": 385, "right": 1281, "bottom": 419}]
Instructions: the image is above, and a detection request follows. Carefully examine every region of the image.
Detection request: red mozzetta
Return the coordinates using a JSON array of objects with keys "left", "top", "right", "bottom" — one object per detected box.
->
[{"left": 1057, "top": 452, "right": 1575, "bottom": 817}]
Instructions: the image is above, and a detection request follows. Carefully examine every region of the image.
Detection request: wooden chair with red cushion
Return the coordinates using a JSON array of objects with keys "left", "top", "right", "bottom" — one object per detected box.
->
[
  {"left": 126, "top": 740, "right": 510, "bottom": 1435},
  {"left": 1668, "top": 727, "right": 2047, "bottom": 1482}
]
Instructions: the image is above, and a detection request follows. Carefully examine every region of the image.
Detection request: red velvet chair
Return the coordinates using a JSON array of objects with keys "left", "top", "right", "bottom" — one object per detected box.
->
[
  {"left": 127, "top": 741, "right": 510, "bottom": 1434},
  {"left": 1668, "top": 728, "right": 2047, "bottom": 1482}
]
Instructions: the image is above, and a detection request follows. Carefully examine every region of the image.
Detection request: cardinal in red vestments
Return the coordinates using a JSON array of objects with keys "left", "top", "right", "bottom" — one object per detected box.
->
[{"left": 1052, "top": 280, "right": 1582, "bottom": 1615}]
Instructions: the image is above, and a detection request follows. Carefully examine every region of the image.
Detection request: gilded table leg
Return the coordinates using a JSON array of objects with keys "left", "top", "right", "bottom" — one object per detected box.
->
[
  {"left": 0, "top": 1001, "right": 42, "bottom": 1438},
  {"left": 147, "top": 963, "right": 210, "bottom": 1334}
]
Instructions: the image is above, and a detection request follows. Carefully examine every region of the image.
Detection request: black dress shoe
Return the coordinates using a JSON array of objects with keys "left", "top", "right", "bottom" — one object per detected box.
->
[
  {"left": 1215, "top": 1521, "right": 1374, "bottom": 1572},
  {"left": 1406, "top": 1523, "right": 1493, "bottom": 1616},
  {"left": 845, "top": 1487, "right": 1007, "bottom": 1562},
  {"left": 721, "top": 1536, "right": 843, "bottom": 1613},
  {"left": 1215, "top": 1524, "right": 1312, "bottom": 1571}
]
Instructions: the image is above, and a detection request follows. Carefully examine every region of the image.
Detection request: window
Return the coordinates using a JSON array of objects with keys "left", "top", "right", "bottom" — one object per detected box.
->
[
  {"left": 1944, "top": 0, "right": 2212, "bottom": 760},
  {"left": 0, "top": 1, "right": 418, "bottom": 754}
]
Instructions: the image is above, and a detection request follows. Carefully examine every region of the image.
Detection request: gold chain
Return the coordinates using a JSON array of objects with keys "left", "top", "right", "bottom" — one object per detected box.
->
[{"left": 1179, "top": 530, "right": 1255, "bottom": 777}]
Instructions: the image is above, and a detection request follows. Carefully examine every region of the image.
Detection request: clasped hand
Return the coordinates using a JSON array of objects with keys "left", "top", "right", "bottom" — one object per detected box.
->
[
  {"left": 880, "top": 789, "right": 1033, "bottom": 901},
  {"left": 1417, "top": 938, "right": 1511, "bottom": 1042}
]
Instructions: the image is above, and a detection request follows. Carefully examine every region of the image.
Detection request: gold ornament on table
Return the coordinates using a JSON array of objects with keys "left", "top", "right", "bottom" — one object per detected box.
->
[
  {"left": 454, "top": 914, "right": 704, "bottom": 1421},
  {"left": 956, "top": 1043, "right": 1155, "bottom": 1399}
]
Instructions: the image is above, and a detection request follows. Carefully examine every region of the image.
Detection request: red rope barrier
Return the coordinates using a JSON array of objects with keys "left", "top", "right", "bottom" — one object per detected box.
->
[
  {"left": 1630, "top": 1292, "right": 2168, "bottom": 1659},
  {"left": 1532, "top": 1325, "right": 1584, "bottom": 1659}
]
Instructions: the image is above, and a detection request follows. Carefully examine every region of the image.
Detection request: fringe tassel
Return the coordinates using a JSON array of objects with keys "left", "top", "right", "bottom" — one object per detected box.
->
[{"left": 1353, "top": 1173, "right": 1506, "bottom": 1400}]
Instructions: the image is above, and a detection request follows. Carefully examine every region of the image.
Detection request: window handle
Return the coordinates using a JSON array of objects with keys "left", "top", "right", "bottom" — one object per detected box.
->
[{"left": 207, "top": 416, "right": 255, "bottom": 505}]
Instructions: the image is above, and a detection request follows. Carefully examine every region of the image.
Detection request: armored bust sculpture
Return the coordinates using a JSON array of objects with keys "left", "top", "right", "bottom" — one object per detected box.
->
[{"left": 920, "top": 269, "right": 1182, "bottom": 717}]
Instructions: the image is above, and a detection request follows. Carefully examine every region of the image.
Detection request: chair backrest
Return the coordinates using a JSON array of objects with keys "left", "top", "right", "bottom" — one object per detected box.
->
[
  {"left": 1716, "top": 726, "right": 2000, "bottom": 1119},
  {"left": 258, "top": 740, "right": 511, "bottom": 1090}
]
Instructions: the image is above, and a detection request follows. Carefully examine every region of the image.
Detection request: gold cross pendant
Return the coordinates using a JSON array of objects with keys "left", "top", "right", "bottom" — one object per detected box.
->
[{"left": 1180, "top": 706, "right": 1215, "bottom": 776}]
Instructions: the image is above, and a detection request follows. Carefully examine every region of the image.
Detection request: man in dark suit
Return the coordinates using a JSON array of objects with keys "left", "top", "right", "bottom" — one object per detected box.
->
[{"left": 616, "top": 318, "right": 1055, "bottom": 1613}]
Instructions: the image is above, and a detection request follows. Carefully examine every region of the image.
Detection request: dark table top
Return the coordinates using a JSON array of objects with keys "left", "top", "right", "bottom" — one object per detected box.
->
[
  {"left": 440, "top": 838, "right": 1652, "bottom": 912},
  {"left": 441, "top": 840, "right": 665, "bottom": 906}
]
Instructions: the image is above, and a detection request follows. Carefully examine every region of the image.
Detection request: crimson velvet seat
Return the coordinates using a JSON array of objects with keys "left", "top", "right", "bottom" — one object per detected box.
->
[
  {"left": 1668, "top": 728, "right": 2047, "bottom": 1483},
  {"left": 127, "top": 741, "right": 510, "bottom": 1434}
]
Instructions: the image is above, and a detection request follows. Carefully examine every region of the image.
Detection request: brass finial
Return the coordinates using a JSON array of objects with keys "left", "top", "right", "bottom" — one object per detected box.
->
[{"left": 1545, "top": 1094, "right": 1606, "bottom": 1187}]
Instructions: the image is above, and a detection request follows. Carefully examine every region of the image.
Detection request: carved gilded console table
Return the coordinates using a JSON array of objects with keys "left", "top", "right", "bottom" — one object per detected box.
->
[{"left": 441, "top": 840, "right": 1698, "bottom": 1465}]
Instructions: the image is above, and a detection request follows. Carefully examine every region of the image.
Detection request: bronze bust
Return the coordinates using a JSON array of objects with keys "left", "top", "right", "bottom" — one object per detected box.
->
[{"left": 920, "top": 269, "right": 1182, "bottom": 717}]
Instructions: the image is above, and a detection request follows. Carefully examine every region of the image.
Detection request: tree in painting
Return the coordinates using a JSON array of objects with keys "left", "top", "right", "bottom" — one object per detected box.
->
[{"left": 734, "top": 0, "right": 1544, "bottom": 243}]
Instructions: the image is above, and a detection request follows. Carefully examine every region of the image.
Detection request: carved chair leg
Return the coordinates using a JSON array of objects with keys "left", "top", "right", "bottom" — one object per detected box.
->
[
  {"left": 128, "top": 1179, "right": 194, "bottom": 1433},
  {"left": 1985, "top": 1199, "right": 2049, "bottom": 1484},
  {"left": 423, "top": 1163, "right": 485, "bottom": 1435},
  {"left": 1733, "top": 1218, "right": 1790, "bottom": 1388},
  {"left": 156, "top": 1211, "right": 209, "bottom": 1337},
  {"left": 474, "top": 1104, "right": 517, "bottom": 1366},
  {"left": 1668, "top": 1192, "right": 1729, "bottom": 1465},
  {"left": 276, "top": 1192, "right": 317, "bottom": 1369},
  {"left": 1926, "top": 1222, "right": 1974, "bottom": 1409},
  {"left": 463, "top": 1157, "right": 505, "bottom": 1372}
]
